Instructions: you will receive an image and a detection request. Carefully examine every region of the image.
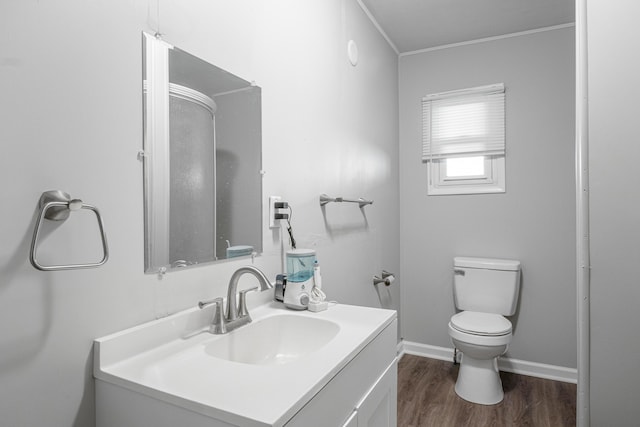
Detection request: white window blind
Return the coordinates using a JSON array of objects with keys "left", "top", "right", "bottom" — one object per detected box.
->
[{"left": 422, "top": 83, "right": 505, "bottom": 161}]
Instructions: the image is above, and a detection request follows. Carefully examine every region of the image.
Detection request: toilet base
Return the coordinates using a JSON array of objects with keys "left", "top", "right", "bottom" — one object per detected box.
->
[{"left": 454, "top": 354, "right": 504, "bottom": 405}]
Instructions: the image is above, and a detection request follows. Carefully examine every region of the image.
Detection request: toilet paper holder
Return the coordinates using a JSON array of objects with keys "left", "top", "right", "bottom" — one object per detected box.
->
[{"left": 373, "top": 270, "right": 395, "bottom": 286}]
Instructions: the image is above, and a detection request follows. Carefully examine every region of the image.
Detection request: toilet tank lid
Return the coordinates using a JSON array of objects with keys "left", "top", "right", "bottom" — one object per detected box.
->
[{"left": 454, "top": 257, "right": 520, "bottom": 271}]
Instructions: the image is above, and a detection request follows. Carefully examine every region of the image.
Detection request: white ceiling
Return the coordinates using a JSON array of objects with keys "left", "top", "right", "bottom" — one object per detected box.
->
[{"left": 359, "top": 0, "right": 575, "bottom": 54}]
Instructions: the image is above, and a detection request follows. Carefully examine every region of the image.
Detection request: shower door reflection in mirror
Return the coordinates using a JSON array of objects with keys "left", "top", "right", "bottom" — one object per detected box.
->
[{"left": 143, "top": 33, "right": 262, "bottom": 273}]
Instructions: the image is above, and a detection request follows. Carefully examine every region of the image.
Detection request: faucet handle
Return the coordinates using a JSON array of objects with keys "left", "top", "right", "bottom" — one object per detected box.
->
[
  {"left": 198, "top": 297, "right": 227, "bottom": 334},
  {"left": 238, "top": 286, "right": 259, "bottom": 317},
  {"left": 198, "top": 296, "right": 224, "bottom": 310}
]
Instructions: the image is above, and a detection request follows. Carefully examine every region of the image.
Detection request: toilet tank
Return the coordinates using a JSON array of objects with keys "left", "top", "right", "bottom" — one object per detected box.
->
[{"left": 453, "top": 257, "right": 521, "bottom": 316}]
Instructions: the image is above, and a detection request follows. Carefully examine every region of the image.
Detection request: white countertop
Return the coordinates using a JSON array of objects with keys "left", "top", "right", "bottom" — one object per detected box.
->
[{"left": 94, "top": 301, "right": 396, "bottom": 427}]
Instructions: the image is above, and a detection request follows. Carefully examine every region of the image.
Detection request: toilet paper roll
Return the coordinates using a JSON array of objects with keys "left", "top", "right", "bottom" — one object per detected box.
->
[{"left": 384, "top": 275, "right": 395, "bottom": 286}]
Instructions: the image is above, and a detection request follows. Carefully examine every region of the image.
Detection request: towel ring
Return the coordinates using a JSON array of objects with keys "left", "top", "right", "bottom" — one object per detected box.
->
[{"left": 29, "top": 190, "right": 109, "bottom": 271}]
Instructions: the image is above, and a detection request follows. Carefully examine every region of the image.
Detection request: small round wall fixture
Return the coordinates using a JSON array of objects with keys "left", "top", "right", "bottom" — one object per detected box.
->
[{"left": 347, "top": 39, "right": 358, "bottom": 66}]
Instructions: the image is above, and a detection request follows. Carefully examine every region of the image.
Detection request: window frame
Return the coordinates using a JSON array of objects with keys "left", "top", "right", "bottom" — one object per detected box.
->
[
  {"left": 422, "top": 84, "right": 506, "bottom": 196},
  {"left": 427, "top": 155, "right": 505, "bottom": 195}
]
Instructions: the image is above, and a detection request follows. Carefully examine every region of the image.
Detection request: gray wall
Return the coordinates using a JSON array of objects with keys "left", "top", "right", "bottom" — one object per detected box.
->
[
  {"left": 588, "top": 0, "right": 640, "bottom": 424},
  {"left": 0, "top": 1, "right": 399, "bottom": 425},
  {"left": 398, "top": 27, "right": 577, "bottom": 368}
]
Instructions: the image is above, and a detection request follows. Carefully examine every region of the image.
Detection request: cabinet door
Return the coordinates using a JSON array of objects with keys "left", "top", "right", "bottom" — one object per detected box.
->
[
  {"left": 356, "top": 359, "right": 397, "bottom": 427},
  {"left": 342, "top": 410, "right": 358, "bottom": 427}
]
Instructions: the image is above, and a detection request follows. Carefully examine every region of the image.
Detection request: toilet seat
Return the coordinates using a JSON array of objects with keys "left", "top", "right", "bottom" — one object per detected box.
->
[
  {"left": 450, "top": 311, "right": 512, "bottom": 336},
  {"left": 448, "top": 323, "right": 512, "bottom": 347}
]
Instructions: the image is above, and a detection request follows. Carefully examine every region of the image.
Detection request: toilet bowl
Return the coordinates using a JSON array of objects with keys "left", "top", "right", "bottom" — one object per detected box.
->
[
  {"left": 448, "top": 311, "right": 512, "bottom": 404},
  {"left": 448, "top": 257, "right": 521, "bottom": 405}
]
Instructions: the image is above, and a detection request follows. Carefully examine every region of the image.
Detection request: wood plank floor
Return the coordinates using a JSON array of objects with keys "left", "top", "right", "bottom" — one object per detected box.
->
[{"left": 398, "top": 355, "right": 576, "bottom": 427}]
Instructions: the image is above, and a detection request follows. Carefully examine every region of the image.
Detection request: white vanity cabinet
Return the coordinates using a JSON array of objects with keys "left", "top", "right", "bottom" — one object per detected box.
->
[
  {"left": 340, "top": 361, "right": 397, "bottom": 427},
  {"left": 94, "top": 303, "right": 397, "bottom": 427},
  {"left": 285, "top": 319, "right": 397, "bottom": 427},
  {"left": 354, "top": 360, "right": 398, "bottom": 427},
  {"left": 343, "top": 411, "right": 358, "bottom": 427}
]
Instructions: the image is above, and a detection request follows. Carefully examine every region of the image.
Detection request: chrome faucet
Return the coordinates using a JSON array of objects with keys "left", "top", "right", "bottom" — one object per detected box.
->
[{"left": 198, "top": 266, "right": 273, "bottom": 334}]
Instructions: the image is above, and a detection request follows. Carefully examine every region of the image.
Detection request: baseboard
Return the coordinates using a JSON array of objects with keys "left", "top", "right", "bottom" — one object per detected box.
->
[
  {"left": 399, "top": 340, "right": 453, "bottom": 362},
  {"left": 398, "top": 340, "right": 577, "bottom": 384}
]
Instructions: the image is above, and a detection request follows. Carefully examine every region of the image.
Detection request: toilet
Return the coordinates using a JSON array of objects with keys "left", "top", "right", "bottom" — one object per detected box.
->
[{"left": 448, "top": 256, "right": 521, "bottom": 405}]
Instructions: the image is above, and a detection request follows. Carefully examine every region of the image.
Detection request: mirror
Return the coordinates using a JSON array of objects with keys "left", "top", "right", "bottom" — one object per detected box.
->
[{"left": 143, "top": 33, "right": 262, "bottom": 273}]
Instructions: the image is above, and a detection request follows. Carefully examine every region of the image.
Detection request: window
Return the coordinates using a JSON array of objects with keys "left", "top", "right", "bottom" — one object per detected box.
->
[{"left": 422, "top": 83, "right": 506, "bottom": 195}]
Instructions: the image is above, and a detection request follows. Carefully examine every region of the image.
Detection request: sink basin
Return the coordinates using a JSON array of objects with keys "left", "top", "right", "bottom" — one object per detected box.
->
[
  {"left": 94, "top": 302, "right": 396, "bottom": 426},
  {"left": 204, "top": 315, "right": 340, "bottom": 365}
]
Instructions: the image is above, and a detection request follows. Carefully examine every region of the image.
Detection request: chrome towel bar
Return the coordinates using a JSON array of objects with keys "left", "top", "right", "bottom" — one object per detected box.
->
[
  {"left": 29, "top": 190, "right": 109, "bottom": 271},
  {"left": 319, "top": 194, "right": 373, "bottom": 208}
]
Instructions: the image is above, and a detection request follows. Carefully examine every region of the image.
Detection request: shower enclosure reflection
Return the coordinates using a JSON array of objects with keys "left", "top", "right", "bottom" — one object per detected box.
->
[
  {"left": 169, "top": 84, "right": 217, "bottom": 266},
  {"left": 143, "top": 33, "right": 262, "bottom": 273}
]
